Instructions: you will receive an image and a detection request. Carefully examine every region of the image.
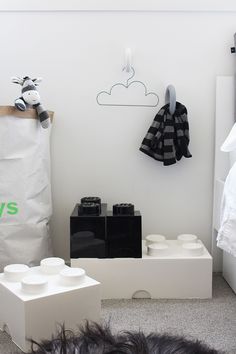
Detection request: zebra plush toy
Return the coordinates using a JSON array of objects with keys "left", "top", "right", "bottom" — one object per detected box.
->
[{"left": 12, "top": 76, "right": 50, "bottom": 129}]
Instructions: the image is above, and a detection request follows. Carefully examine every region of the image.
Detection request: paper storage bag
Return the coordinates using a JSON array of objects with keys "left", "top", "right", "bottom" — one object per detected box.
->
[{"left": 0, "top": 106, "right": 54, "bottom": 270}]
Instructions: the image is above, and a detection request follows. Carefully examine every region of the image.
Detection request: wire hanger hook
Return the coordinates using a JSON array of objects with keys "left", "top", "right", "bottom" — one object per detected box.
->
[
  {"left": 122, "top": 48, "right": 135, "bottom": 83},
  {"left": 123, "top": 48, "right": 132, "bottom": 73}
]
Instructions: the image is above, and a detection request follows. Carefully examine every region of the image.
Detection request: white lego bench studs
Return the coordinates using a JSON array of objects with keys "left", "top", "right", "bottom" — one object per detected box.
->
[
  {"left": 0, "top": 257, "right": 101, "bottom": 353},
  {"left": 147, "top": 243, "right": 169, "bottom": 257},
  {"left": 4, "top": 264, "right": 30, "bottom": 282},
  {"left": 60, "top": 267, "right": 86, "bottom": 286},
  {"left": 40, "top": 257, "right": 65, "bottom": 274},
  {"left": 177, "top": 234, "right": 198, "bottom": 244},
  {"left": 21, "top": 275, "right": 48, "bottom": 294},
  {"left": 182, "top": 243, "right": 204, "bottom": 256},
  {"left": 146, "top": 234, "right": 204, "bottom": 257},
  {"left": 146, "top": 234, "right": 166, "bottom": 246}
]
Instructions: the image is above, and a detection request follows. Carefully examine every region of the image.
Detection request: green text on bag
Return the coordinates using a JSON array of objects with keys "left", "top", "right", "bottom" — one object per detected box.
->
[{"left": 0, "top": 202, "right": 18, "bottom": 217}]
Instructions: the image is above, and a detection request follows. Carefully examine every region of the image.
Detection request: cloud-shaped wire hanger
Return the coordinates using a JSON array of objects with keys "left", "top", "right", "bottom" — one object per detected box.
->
[{"left": 96, "top": 67, "right": 159, "bottom": 107}]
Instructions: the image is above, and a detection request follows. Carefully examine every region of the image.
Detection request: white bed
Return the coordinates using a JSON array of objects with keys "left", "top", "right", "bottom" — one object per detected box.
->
[{"left": 212, "top": 76, "right": 236, "bottom": 292}]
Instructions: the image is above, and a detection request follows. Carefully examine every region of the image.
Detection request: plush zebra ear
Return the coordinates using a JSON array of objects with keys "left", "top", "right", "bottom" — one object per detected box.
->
[
  {"left": 32, "top": 77, "right": 42, "bottom": 86},
  {"left": 11, "top": 77, "right": 24, "bottom": 85}
]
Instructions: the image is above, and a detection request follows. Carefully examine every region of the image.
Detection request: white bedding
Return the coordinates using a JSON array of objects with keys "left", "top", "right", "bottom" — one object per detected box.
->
[
  {"left": 217, "top": 122, "right": 236, "bottom": 257},
  {"left": 217, "top": 161, "right": 236, "bottom": 257}
]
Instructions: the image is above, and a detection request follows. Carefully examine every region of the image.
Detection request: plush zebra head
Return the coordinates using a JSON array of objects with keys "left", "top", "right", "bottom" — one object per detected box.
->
[{"left": 12, "top": 76, "right": 42, "bottom": 105}]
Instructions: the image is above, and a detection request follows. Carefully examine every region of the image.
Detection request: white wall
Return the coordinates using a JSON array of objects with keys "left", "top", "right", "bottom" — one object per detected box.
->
[{"left": 0, "top": 7, "right": 235, "bottom": 260}]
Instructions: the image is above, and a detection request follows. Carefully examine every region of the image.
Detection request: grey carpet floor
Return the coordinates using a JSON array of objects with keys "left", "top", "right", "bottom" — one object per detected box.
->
[{"left": 0, "top": 274, "right": 236, "bottom": 353}]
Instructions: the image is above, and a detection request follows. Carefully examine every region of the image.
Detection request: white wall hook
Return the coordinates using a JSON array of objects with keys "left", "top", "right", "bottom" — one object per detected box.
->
[{"left": 124, "top": 48, "right": 132, "bottom": 73}]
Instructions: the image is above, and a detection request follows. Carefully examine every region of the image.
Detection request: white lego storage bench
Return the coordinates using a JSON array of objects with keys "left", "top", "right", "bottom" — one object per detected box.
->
[
  {"left": 72, "top": 238, "right": 212, "bottom": 299},
  {"left": 0, "top": 258, "right": 101, "bottom": 353}
]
